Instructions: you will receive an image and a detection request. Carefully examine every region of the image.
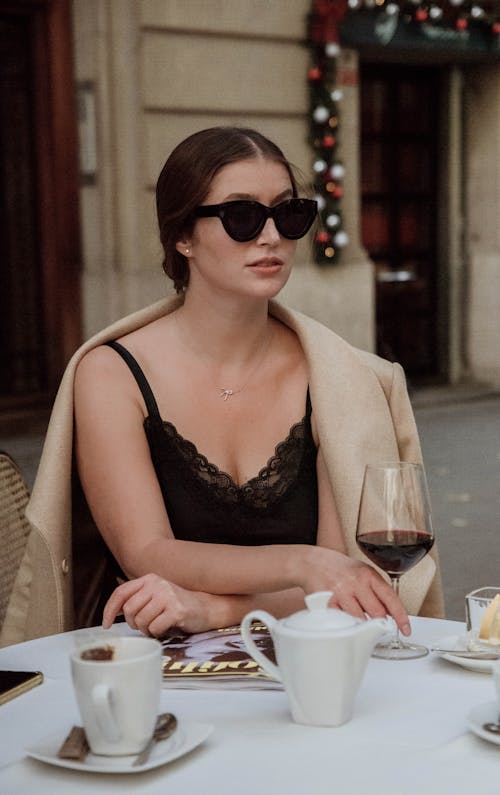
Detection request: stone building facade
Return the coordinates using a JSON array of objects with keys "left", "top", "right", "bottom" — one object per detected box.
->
[{"left": 71, "top": 0, "right": 500, "bottom": 388}]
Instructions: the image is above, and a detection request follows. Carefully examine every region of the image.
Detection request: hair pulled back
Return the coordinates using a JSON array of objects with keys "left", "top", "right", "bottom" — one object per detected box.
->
[{"left": 156, "top": 127, "right": 298, "bottom": 293}]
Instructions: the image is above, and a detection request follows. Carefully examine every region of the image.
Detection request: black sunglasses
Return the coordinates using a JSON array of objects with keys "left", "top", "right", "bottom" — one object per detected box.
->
[{"left": 193, "top": 198, "right": 318, "bottom": 242}]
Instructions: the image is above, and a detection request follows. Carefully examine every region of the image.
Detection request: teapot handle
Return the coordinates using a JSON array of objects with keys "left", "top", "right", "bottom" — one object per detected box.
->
[{"left": 240, "top": 611, "right": 281, "bottom": 682}]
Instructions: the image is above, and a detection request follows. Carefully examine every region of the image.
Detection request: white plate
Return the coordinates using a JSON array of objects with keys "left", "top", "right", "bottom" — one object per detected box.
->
[
  {"left": 467, "top": 702, "right": 500, "bottom": 746},
  {"left": 25, "top": 720, "right": 213, "bottom": 774},
  {"left": 431, "top": 634, "right": 495, "bottom": 673}
]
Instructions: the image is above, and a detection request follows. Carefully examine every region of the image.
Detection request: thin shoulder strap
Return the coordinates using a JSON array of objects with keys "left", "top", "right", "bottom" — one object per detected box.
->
[
  {"left": 104, "top": 340, "right": 161, "bottom": 419},
  {"left": 306, "top": 386, "right": 312, "bottom": 418}
]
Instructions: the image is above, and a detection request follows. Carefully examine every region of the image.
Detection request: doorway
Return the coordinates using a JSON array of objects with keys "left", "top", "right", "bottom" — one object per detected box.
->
[
  {"left": 360, "top": 63, "right": 442, "bottom": 381},
  {"left": 0, "top": 0, "right": 81, "bottom": 418}
]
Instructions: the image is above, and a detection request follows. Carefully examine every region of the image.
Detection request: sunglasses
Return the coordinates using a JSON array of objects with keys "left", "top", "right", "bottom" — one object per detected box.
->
[{"left": 193, "top": 198, "right": 318, "bottom": 242}]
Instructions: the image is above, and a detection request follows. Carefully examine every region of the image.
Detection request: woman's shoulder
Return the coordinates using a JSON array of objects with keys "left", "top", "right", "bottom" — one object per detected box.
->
[
  {"left": 351, "top": 345, "right": 398, "bottom": 379},
  {"left": 74, "top": 343, "right": 131, "bottom": 400},
  {"left": 270, "top": 300, "right": 404, "bottom": 399},
  {"left": 72, "top": 297, "right": 180, "bottom": 375},
  {"left": 271, "top": 301, "right": 398, "bottom": 372}
]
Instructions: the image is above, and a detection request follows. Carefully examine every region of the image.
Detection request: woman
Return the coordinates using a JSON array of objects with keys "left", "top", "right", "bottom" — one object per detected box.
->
[{"left": 11, "top": 127, "right": 441, "bottom": 648}]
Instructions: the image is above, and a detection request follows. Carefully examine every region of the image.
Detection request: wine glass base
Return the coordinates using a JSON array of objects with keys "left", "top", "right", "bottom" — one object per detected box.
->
[{"left": 372, "top": 641, "right": 429, "bottom": 660}]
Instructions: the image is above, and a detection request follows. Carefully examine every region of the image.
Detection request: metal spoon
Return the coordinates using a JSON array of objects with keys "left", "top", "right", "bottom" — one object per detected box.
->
[
  {"left": 133, "top": 712, "right": 178, "bottom": 767},
  {"left": 431, "top": 647, "right": 500, "bottom": 660},
  {"left": 483, "top": 714, "right": 500, "bottom": 734}
]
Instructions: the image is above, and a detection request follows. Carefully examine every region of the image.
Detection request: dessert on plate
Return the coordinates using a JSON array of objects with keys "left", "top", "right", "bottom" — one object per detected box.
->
[{"left": 478, "top": 594, "right": 500, "bottom": 646}]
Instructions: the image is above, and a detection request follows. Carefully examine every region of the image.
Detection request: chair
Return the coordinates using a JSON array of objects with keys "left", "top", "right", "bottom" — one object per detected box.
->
[{"left": 0, "top": 452, "right": 32, "bottom": 635}]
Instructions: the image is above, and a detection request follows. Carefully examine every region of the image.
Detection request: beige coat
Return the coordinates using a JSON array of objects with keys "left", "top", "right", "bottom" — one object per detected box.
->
[{"left": 0, "top": 297, "right": 444, "bottom": 646}]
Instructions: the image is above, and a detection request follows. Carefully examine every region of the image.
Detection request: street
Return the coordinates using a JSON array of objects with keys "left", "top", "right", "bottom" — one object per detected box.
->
[{"left": 414, "top": 394, "right": 500, "bottom": 620}]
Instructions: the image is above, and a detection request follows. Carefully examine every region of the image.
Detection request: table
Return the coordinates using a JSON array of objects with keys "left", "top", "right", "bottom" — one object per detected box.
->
[{"left": 0, "top": 616, "right": 499, "bottom": 794}]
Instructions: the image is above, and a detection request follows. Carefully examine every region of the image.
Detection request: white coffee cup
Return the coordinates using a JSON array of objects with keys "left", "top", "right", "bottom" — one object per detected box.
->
[{"left": 71, "top": 636, "right": 162, "bottom": 756}]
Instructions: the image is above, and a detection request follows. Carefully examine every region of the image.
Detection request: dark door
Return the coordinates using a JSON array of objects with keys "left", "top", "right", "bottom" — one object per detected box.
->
[
  {"left": 0, "top": 0, "right": 81, "bottom": 416},
  {"left": 360, "top": 63, "right": 440, "bottom": 380}
]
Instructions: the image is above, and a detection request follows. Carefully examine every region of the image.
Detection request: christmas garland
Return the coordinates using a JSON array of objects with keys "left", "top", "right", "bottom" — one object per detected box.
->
[
  {"left": 307, "top": 0, "right": 500, "bottom": 265},
  {"left": 307, "top": 1, "right": 349, "bottom": 265},
  {"left": 346, "top": 1, "right": 500, "bottom": 32}
]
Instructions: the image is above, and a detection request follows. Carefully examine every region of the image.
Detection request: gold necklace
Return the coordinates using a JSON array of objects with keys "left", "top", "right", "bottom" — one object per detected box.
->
[
  {"left": 218, "top": 328, "right": 272, "bottom": 401},
  {"left": 174, "top": 312, "right": 272, "bottom": 402}
]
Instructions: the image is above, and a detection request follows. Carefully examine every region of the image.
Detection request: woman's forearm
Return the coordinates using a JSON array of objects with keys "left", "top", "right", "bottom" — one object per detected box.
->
[
  {"left": 103, "top": 575, "right": 307, "bottom": 635},
  {"left": 116, "top": 536, "right": 410, "bottom": 636},
  {"left": 120, "top": 536, "right": 308, "bottom": 596},
  {"left": 203, "top": 588, "right": 307, "bottom": 629}
]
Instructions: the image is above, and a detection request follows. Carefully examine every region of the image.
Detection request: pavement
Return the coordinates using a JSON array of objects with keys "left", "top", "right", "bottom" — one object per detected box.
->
[
  {"left": 1, "top": 384, "right": 499, "bottom": 623},
  {"left": 412, "top": 388, "right": 500, "bottom": 622}
]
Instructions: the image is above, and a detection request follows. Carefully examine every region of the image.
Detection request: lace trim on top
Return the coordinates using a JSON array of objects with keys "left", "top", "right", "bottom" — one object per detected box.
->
[{"left": 146, "top": 414, "right": 311, "bottom": 511}]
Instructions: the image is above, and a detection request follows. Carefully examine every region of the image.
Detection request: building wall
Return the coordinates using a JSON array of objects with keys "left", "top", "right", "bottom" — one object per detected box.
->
[
  {"left": 72, "top": 1, "right": 500, "bottom": 387},
  {"left": 72, "top": 0, "right": 374, "bottom": 351},
  {"left": 465, "top": 64, "right": 500, "bottom": 386}
]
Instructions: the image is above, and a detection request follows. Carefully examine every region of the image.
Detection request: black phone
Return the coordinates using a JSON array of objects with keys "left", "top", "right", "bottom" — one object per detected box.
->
[{"left": 0, "top": 670, "right": 44, "bottom": 706}]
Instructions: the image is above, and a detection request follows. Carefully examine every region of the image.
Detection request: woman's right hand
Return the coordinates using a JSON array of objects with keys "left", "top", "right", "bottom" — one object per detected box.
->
[
  {"left": 300, "top": 546, "right": 411, "bottom": 636},
  {"left": 102, "top": 574, "right": 217, "bottom": 637}
]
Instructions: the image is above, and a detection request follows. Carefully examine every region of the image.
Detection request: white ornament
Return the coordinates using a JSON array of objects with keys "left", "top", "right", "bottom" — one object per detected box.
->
[
  {"left": 347, "top": 0, "right": 361, "bottom": 8},
  {"left": 429, "top": 5, "right": 443, "bottom": 19},
  {"left": 326, "top": 214, "right": 340, "bottom": 228},
  {"left": 449, "top": 0, "right": 464, "bottom": 6},
  {"left": 325, "top": 43, "right": 340, "bottom": 58},
  {"left": 313, "top": 106, "right": 329, "bottom": 124},
  {"left": 313, "top": 159, "right": 327, "bottom": 174},
  {"left": 385, "top": 3, "right": 399, "bottom": 15},
  {"left": 334, "top": 231, "right": 349, "bottom": 248},
  {"left": 330, "top": 164, "right": 345, "bottom": 180},
  {"left": 471, "top": 5, "right": 484, "bottom": 18},
  {"left": 314, "top": 195, "right": 326, "bottom": 211},
  {"left": 330, "top": 89, "right": 344, "bottom": 103}
]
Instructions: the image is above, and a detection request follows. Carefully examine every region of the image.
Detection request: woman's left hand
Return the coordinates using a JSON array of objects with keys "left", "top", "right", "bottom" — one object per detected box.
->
[{"left": 102, "top": 574, "right": 215, "bottom": 636}]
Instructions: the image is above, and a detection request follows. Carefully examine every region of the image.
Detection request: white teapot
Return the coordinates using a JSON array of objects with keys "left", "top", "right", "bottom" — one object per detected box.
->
[{"left": 241, "top": 591, "right": 391, "bottom": 727}]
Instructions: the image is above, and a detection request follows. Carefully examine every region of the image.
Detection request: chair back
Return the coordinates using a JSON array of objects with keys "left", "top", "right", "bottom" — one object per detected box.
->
[{"left": 0, "top": 452, "right": 31, "bottom": 631}]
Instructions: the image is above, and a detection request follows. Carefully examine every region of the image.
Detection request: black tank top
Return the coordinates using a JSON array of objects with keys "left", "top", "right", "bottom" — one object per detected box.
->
[{"left": 105, "top": 340, "right": 318, "bottom": 546}]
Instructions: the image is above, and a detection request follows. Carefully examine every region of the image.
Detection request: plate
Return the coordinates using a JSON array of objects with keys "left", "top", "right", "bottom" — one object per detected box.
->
[
  {"left": 25, "top": 720, "right": 213, "bottom": 773},
  {"left": 467, "top": 702, "right": 500, "bottom": 746},
  {"left": 430, "top": 634, "right": 495, "bottom": 673}
]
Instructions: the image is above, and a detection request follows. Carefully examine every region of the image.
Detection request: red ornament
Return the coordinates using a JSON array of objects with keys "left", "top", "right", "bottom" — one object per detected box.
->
[
  {"left": 309, "top": 0, "right": 349, "bottom": 45},
  {"left": 456, "top": 17, "right": 468, "bottom": 31},
  {"left": 493, "top": 22, "right": 500, "bottom": 35},
  {"left": 415, "top": 9, "right": 427, "bottom": 22},
  {"left": 308, "top": 66, "right": 322, "bottom": 81},
  {"left": 332, "top": 185, "right": 344, "bottom": 199},
  {"left": 316, "top": 231, "right": 330, "bottom": 244},
  {"left": 322, "top": 135, "right": 336, "bottom": 148}
]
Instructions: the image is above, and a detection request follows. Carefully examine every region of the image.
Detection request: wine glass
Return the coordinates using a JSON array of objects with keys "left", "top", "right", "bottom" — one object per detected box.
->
[{"left": 356, "top": 462, "right": 435, "bottom": 660}]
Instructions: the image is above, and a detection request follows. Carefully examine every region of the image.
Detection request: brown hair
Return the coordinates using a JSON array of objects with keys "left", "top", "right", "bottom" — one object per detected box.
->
[{"left": 156, "top": 127, "right": 299, "bottom": 292}]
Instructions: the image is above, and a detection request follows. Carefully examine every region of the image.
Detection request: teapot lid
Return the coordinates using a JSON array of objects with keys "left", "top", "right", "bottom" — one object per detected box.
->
[{"left": 281, "top": 591, "right": 360, "bottom": 633}]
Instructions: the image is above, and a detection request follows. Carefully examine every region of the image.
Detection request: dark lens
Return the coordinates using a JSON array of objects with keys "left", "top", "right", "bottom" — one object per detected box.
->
[
  {"left": 220, "top": 202, "right": 265, "bottom": 242},
  {"left": 275, "top": 199, "right": 317, "bottom": 239}
]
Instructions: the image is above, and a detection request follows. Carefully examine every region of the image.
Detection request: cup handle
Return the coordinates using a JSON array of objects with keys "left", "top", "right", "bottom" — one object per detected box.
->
[
  {"left": 241, "top": 611, "right": 281, "bottom": 681},
  {"left": 91, "top": 683, "right": 121, "bottom": 742}
]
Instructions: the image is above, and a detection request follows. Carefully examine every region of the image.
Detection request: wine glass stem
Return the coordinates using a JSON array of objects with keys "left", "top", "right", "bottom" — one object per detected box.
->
[{"left": 390, "top": 576, "right": 403, "bottom": 649}]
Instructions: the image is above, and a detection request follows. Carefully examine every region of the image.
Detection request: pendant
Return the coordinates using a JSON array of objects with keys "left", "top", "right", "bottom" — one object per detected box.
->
[{"left": 219, "top": 388, "right": 234, "bottom": 401}]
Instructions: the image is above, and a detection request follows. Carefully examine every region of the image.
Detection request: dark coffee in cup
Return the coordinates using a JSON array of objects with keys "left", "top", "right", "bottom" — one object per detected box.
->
[{"left": 80, "top": 645, "right": 115, "bottom": 661}]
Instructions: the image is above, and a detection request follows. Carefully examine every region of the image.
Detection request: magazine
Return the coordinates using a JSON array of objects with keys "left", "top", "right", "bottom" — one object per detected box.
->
[{"left": 161, "top": 623, "right": 282, "bottom": 691}]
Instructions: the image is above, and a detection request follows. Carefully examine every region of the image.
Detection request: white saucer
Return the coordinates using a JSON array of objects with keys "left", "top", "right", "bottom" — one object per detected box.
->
[
  {"left": 431, "top": 634, "right": 495, "bottom": 673},
  {"left": 467, "top": 702, "right": 500, "bottom": 746},
  {"left": 25, "top": 720, "right": 213, "bottom": 773}
]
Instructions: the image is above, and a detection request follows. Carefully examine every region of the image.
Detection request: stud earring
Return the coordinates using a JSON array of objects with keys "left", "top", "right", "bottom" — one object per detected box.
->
[{"left": 185, "top": 247, "right": 190, "bottom": 255}]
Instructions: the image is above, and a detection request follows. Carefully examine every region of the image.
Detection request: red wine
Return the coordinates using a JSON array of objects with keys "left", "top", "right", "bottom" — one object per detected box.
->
[{"left": 357, "top": 530, "right": 434, "bottom": 575}]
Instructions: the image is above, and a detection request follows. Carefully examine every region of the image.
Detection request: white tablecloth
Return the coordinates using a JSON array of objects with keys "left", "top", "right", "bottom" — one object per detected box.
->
[{"left": 0, "top": 616, "right": 498, "bottom": 794}]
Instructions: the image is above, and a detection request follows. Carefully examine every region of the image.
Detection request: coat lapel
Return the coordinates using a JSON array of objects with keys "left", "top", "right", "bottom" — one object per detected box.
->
[{"left": 269, "top": 301, "right": 399, "bottom": 556}]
